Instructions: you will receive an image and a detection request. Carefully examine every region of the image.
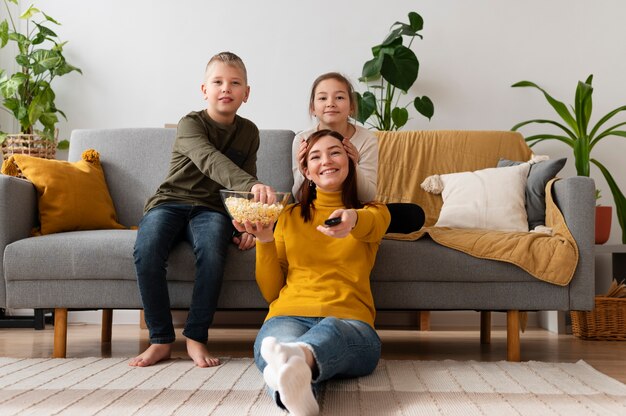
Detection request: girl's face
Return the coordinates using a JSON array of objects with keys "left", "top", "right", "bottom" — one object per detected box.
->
[
  {"left": 304, "top": 135, "right": 349, "bottom": 192},
  {"left": 311, "top": 78, "right": 353, "bottom": 127}
]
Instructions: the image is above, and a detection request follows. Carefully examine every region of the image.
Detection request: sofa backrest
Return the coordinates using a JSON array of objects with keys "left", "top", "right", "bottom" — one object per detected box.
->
[{"left": 68, "top": 128, "right": 295, "bottom": 227}]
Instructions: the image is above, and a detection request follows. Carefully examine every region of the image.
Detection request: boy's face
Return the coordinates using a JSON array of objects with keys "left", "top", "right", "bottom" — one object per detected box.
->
[{"left": 201, "top": 62, "right": 250, "bottom": 124}]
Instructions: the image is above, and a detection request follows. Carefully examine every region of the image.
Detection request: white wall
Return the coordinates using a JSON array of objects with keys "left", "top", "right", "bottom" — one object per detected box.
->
[
  {"left": 3, "top": 0, "right": 626, "bottom": 323},
  {"left": 7, "top": 0, "right": 623, "bottom": 240}
]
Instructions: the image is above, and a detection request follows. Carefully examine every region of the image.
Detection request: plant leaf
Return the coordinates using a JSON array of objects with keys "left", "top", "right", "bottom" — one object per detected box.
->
[
  {"left": 0, "top": 20, "right": 8, "bottom": 48},
  {"left": 512, "top": 80, "right": 579, "bottom": 135},
  {"left": 355, "top": 91, "right": 376, "bottom": 124},
  {"left": 523, "top": 133, "right": 575, "bottom": 148},
  {"left": 589, "top": 105, "right": 626, "bottom": 140},
  {"left": 57, "top": 139, "right": 69, "bottom": 150},
  {"left": 592, "top": 158, "right": 626, "bottom": 243},
  {"left": 414, "top": 96, "right": 434, "bottom": 120},
  {"left": 380, "top": 46, "right": 418, "bottom": 91},
  {"left": 574, "top": 78, "right": 593, "bottom": 137},
  {"left": 408, "top": 11, "right": 424, "bottom": 32},
  {"left": 362, "top": 55, "right": 384, "bottom": 79},
  {"left": 511, "top": 118, "right": 577, "bottom": 141},
  {"left": 20, "top": 5, "right": 41, "bottom": 20},
  {"left": 391, "top": 107, "right": 408, "bottom": 128}
]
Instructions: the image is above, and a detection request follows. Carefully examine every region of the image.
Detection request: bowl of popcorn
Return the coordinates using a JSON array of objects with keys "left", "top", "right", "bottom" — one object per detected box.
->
[{"left": 220, "top": 190, "right": 291, "bottom": 225}]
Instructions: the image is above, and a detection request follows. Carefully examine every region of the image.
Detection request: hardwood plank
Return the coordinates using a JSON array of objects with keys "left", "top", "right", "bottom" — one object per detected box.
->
[{"left": 1, "top": 323, "right": 624, "bottom": 383}]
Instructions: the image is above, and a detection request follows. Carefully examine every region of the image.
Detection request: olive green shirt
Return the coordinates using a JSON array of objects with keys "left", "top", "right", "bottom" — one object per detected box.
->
[{"left": 144, "top": 110, "right": 261, "bottom": 216}]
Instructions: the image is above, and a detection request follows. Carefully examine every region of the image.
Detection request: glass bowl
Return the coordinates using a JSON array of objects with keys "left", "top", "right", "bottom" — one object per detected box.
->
[{"left": 220, "top": 190, "right": 291, "bottom": 225}]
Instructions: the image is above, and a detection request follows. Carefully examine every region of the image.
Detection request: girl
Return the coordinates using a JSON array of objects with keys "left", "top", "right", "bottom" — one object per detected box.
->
[
  {"left": 235, "top": 129, "right": 390, "bottom": 415},
  {"left": 292, "top": 72, "right": 378, "bottom": 203}
]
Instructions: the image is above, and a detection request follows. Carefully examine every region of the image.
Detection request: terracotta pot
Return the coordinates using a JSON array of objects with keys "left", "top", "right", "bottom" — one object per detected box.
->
[{"left": 595, "top": 205, "right": 612, "bottom": 244}]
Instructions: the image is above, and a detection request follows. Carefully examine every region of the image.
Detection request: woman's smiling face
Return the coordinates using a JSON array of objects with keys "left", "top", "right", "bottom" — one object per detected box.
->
[{"left": 304, "top": 134, "right": 349, "bottom": 192}]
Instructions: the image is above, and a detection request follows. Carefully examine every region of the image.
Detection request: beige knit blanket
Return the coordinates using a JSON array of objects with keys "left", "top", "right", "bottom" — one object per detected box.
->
[{"left": 375, "top": 130, "right": 578, "bottom": 286}]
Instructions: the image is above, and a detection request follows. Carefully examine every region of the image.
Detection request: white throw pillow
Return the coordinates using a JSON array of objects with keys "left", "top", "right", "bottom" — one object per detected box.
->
[{"left": 422, "top": 163, "right": 531, "bottom": 232}]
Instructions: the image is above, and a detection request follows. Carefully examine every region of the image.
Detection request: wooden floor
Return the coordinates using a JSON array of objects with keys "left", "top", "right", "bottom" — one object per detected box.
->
[{"left": 1, "top": 323, "right": 625, "bottom": 383}]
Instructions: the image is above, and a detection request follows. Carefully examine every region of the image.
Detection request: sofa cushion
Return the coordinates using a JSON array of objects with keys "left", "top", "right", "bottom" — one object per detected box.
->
[
  {"left": 422, "top": 163, "right": 530, "bottom": 232},
  {"left": 3, "top": 230, "right": 255, "bottom": 283},
  {"left": 1, "top": 150, "right": 125, "bottom": 235},
  {"left": 498, "top": 157, "right": 567, "bottom": 230}
]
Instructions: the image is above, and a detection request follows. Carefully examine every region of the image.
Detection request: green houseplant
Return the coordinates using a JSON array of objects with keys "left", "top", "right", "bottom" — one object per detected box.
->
[
  {"left": 355, "top": 11, "right": 434, "bottom": 131},
  {"left": 511, "top": 75, "right": 626, "bottom": 243},
  {"left": 0, "top": 0, "right": 81, "bottom": 150}
]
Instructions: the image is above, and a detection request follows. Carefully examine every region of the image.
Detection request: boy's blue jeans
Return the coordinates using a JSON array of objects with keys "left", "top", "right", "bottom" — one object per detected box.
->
[
  {"left": 134, "top": 203, "right": 232, "bottom": 344},
  {"left": 253, "top": 316, "right": 381, "bottom": 403}
]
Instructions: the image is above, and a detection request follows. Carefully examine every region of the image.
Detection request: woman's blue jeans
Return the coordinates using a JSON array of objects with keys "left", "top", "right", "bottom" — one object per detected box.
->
[
  {"left": 134, "top": 203, "right": 232, "bottom": 344},
  {"left": 253, "top": 316, "right": 381, "bottom": 403}
]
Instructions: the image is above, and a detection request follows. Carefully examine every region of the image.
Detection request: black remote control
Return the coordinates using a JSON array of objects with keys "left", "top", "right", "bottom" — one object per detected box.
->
[{"left": 324, "top": 217, "right": 342, "bottom": 227}]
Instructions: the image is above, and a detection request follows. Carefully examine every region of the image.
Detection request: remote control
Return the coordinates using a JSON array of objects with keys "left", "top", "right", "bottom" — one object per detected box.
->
[{"left": 324, "top": 217, "right": 342, "bottom": 227}]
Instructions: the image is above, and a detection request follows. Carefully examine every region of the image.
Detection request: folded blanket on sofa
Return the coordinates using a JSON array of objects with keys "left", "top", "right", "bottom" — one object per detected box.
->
[{"left": 375, "top": 130, "right": 578, "bottom": 286}]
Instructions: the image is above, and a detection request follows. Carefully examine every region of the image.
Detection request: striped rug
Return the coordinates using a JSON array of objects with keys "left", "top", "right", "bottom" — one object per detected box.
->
[{"left": 1, "top": 357, "right": 625, "bottom": 415}]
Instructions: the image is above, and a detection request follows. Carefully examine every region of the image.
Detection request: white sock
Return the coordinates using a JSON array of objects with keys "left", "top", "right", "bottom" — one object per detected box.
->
[
  {"left": 277, "top": 356, "right": 319, "bottom": 416},
  {"left": 260, "top": 337, "right": 306, "bottom": 390}
]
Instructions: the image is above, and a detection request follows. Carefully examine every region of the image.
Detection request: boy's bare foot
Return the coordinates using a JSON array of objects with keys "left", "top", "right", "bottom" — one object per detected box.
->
[
  {"left": 129, "top": 343, "right": 172, "bottom": 367},
  {"left": 186, "top": 338, "right": 220, "bottom": 367}
]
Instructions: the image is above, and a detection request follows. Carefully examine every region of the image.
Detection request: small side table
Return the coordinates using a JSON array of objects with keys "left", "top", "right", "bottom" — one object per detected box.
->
[{"left": 594, "top": 244, "right": 626, "bottom": 287}]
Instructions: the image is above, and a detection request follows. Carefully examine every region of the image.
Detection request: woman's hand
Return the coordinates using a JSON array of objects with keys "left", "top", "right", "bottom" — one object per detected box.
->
[
  {"left": 232, "top": 231, "right": 256, "bottom": 250},
  {"left": 233, "top": 219, "right": 275, "bottom": 243},
  {"left": 316, "top": 209, "right": 358, "bottom": 239}
]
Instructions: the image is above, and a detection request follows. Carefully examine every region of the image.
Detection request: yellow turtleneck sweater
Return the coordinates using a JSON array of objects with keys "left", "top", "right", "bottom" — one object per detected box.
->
[{"left": 255, "top": 190, "right": 391, "bottom": 327}]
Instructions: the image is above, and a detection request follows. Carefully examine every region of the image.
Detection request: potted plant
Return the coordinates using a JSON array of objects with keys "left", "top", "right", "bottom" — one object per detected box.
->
[
  {"left": 0, "top": 0, "right": 81, "bottom": 157},
  {"left": 355, "top": 11, "right": 434, "bottom": 131},
  {"left": 511, "top": 75, "right": 626, "bottom": 243}
]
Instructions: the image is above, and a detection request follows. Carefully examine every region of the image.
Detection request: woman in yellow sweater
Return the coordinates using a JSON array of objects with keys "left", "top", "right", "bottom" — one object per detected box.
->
[{"left": 234, "top": 129, "right": 390, "bottom": 416}]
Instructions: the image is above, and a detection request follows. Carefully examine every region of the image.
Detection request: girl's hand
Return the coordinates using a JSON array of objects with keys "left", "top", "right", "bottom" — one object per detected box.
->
[
  {"left": 316, "top": 209, "right": 358, "bottom": 239},
  {"left": 342, "top": 138, "right": 359, "bottom": 165},
  {"left": 296, "top": 138, "right": 308, "bottom": 175},
  {"left": 232, "top": 231, "right": 256, "bottom": 250},
  {"left": 233, "top": 219, "right": 275, "bottom": 243}
]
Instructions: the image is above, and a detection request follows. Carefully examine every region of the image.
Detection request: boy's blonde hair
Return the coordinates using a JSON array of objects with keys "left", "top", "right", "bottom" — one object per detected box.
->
[{"left": 204, "top": 51, "right": 248, "bottom": 83}]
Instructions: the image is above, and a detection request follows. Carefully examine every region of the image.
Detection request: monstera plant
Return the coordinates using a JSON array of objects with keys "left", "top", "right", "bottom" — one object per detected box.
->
[
  {"left": 512, "top": 75, "right": 626, "bottom": 243},
  {"left": 355, "top": 11, "right": 434, "bottom": 131},
  {"left": 0, "top": 0, "right": 82, "bottom": 149}
]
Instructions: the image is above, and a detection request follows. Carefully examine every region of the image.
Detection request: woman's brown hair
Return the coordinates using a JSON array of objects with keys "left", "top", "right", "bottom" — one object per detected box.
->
[{"left": 296, "top": 129, "right": 363, "bottom": 222}]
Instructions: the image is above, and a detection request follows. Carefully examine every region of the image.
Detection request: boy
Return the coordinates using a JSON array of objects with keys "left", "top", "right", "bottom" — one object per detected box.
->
[{"left": 130, "top": 52, "right": 274, "bottom": 368}]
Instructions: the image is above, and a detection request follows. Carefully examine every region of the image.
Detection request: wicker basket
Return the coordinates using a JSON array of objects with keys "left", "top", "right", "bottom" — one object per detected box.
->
[
  {"left": 571, "top": 296, "right": 626, "bottom": 341},
  {"left": 1, "top": 133, "right": 57, "bottom": 178}
]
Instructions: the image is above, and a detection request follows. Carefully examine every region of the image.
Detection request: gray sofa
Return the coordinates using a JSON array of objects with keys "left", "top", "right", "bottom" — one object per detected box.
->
[{"left": 0, "top": 128, "right": 595, "bottom": 361}]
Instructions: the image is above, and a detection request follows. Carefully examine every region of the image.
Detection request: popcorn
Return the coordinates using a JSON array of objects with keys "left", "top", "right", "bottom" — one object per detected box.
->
[{"left": 224, "top": 196, "right": 284, "bottom": 225}]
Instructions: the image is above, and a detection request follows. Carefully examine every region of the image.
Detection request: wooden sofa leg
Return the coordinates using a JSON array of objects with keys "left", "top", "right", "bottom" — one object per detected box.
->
[
  {"left": 418, "top": 311, "right": 430, "bottom": 331},
  {"left": 507, "top": 310, "right": 521, "bottom": 362},
  {"left": 102, "top": 309, "right": 113, "bottom": 343},
  {"left": 53, "top": 308, "right": 68, "bottom": 358},
  {"left": 480, "top": 311, "right": 491, "bottom": 344}
]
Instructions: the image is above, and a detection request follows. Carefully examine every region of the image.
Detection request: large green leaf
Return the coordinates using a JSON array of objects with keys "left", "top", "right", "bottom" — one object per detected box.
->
[
  {"left": 362, "top": 55, "right": 384, "bottom": 80},
  {"left": 592, "top": 158, "right": 626, "bottom": 243},
  {"left": 511, "top": 118, "right": 577, "bottom": 141},
  {"left": 0, "top": 20, "right": 9, "bottom": 47},
  {"left": 414, "top": 96, "right": 433, "bottom": 120},
  {"left": 355, "top": 91, "right": 376, "bottom": 124},
  {"left": 380, "top": 46, "right": 418, "bottom": 91},
  {"left": 574, "top": 77, "right": 593, "bottom": 137},
  {"left": 391, "top": 107, "right": 408, "bottom": 129},
  {"left": 589, "top": 105, "right": 626, "bottom": 141},
  {"left": 512, "top": 80, "right": 578, "bottom": 135}
]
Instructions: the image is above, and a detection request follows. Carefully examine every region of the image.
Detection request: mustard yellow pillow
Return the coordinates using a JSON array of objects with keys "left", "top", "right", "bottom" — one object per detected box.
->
[{"left": 1, "top": 150, "right": 126, "bottom": 235}]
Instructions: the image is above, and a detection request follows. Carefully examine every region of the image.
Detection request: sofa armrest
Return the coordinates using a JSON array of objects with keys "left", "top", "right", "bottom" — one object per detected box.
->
[
  {"left": 0, "top": 175, "right": 37, "bottom": 304},
  {"left": 552, "top": 176, "right": 595, "bottom": 310}
]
